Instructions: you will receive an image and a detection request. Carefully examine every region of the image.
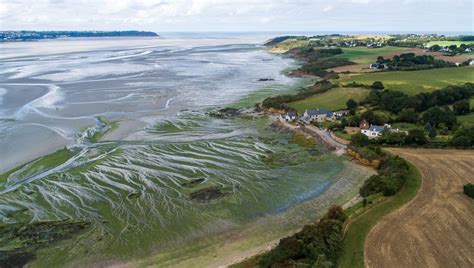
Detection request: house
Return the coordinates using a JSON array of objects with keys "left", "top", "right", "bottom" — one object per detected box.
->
[
  {"left": 465, "top": 48, "right": 472, "bottom": 53},
  {"left": 281, "top": 111, "right": 298, "bottom": 122},
  {"left": 344, "top": 126, "right": 361, "bottom": 134},
  {"left": 469, "top": 60, "right": 474, "bottom": 66},
  {"left": 304, "top": 108, "right": 335, "bottom": 123},
  {"left": 334, "top": 110, "right": 350, "bottom": 117},
  {"left": 361, "top": 124, "right": 385, "bottom": 138},
  {"left": 369, "top": 63, "right": 388, "bottom": 69},
  {"left": 298, "top": 115, "right": 311, "bottom": 124},
  {"left": 359, "top": 119, "right": 369, "bottom": 130}
]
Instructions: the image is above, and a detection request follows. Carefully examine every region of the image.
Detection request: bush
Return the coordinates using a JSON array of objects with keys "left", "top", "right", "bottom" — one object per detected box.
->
[
  {"left": 351, "top": 133, "right": 369, "bottom": 147},
  {"left": 453, "top": 99, "right": 470, "bottom": 115},
  {"left": 464, "top": 183, "right": 474, "bottom": 198},
  {"left": 451, "top": 125, "right": 474, "bottom": 148},
  {"left": 258, "top": 205, "right": 346, "bottom": 267},
  {"left": 358, "top": 148, "right": 410, "bottom": 197},
  {"left": 371, "top": 81, "right": 384, "bottom": 90},
  {"left": 405, "top": 129, "right": 427, "bottom": 145}
]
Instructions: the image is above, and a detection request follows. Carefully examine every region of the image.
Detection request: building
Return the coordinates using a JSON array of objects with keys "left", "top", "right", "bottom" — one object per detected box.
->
[
  {"left": 282, "top": 111, "right": 298, "bottom": 122},
  {"left": 333, "top": 110, "right": 350, "bottom": 117},
  {"left": 470, "top": 60, "right": 474, "bottom": 66},
  {"left": 304, "top": 108, "right": 335, "bottom": 123},
  {"left": 359, "top": 119, "right": 369, "bottom": 129},
  {"left": 361, "top": 124, "right": 385, "bottom": 138},
  {"left": 369, "top": 63, "right": 388, "bottom": 69}
]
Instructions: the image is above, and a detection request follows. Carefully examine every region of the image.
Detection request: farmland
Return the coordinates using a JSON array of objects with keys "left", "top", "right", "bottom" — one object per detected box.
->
[
  {"left": 427, "top": 40, "right": 474, "bottom": 47},
  {"left": 332, "top": 46, "right": 410, "bottom": 64},
  {"left": 365, "top": 148, "right": 474, "bottom": 268},
  {"left": 289, "top": 87, "right": 369, "bottom": 113},
  {"left": 337, "top": 66, "right": 474, "bottom": 95}
]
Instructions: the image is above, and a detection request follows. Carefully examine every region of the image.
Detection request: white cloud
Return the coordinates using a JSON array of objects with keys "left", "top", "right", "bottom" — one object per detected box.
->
[
  {"left": 323, "top": 5, "right": 333, "bottom": 12},
  {"left": 0, "top": 0, "right": 471, "bottom": 32}
]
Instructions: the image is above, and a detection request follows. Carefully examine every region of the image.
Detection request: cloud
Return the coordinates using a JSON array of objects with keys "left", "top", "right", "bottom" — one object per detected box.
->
[
  {"left": 0, "top": 0, "right": 471, "bottom": 32},
  {"left": 322, "top": 5, "right": 333, "bottom": 12}
]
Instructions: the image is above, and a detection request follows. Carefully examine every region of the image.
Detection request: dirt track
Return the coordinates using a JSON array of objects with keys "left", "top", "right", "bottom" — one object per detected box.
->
[{"left": 365, "top": 148, "right": 474, "bottom": 268}]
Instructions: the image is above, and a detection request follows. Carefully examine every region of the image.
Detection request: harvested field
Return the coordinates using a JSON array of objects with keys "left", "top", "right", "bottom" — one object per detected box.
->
[{"left": 365, "top": 148, "right": 474, "bottom": 268}]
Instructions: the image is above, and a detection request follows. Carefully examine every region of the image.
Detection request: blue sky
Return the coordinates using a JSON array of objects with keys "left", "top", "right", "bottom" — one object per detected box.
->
[{"left": 1, "top": 0, "right": 472, "bottom": 33}]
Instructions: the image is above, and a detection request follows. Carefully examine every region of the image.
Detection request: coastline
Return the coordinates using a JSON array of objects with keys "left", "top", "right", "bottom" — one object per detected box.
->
[
  {"left": 0, "top": 38, "right": 376, "bottom": 268},
  {"left": 127, "top": 159, "right": 375, "bottom": 268}
]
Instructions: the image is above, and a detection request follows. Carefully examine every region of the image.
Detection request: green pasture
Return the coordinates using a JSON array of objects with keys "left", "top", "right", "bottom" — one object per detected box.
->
[{"left": 333, "top": 46, "right": 408, "bottom": 64}]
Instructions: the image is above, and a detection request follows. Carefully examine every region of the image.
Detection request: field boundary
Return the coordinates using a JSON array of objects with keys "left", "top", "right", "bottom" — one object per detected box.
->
[{"left": 337, "top": 151, "right": 422, "bottom": 268}]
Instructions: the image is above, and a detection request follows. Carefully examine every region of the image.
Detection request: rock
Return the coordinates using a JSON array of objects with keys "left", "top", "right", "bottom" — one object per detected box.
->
[
  {"left": 189, "top": 187, "right": 229, "bottom": 202},
  {"left": 257, "top": 78, "right": 275, "bottom": 81}
]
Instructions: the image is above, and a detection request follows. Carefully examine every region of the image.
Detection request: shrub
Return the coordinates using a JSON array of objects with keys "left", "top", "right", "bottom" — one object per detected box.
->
[
  {"left": 371, "top": 81, "right": 384, "bottom": 90},
  {"left": 464, "top": 183, "right": 474, "bottom": 198}
]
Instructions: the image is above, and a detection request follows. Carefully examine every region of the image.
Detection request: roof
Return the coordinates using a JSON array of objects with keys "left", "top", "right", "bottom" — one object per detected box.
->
[
  {"left": 368, "top": 125, "right": 385, "bottom": 132},
  {"left": 299, "top": 115, "right": 311, "bottom": 121},
  {"left": 286, "top": 111, "right": 297, "bottom": 117},
  {"left": 306, "top": 109, "right": 331, "bottom": 116}
]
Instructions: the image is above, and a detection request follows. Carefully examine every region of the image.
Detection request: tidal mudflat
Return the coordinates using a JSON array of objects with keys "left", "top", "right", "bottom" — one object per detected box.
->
[{"left": 0, "top": 35, "right": 372, "bottom": 266}]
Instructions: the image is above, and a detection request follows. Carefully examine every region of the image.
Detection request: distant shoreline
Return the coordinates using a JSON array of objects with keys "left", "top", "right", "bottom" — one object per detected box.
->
[{"left": 0, "top": 30, "right": 159, "bottom": 42}]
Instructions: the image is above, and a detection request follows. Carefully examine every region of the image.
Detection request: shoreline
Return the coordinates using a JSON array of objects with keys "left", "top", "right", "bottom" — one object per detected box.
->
[
  {"left": 0, "top": 39, "right": 376, "bottom": 268},
  {"left": 127, "top": 159, "right": 375, "bottom": 268}
]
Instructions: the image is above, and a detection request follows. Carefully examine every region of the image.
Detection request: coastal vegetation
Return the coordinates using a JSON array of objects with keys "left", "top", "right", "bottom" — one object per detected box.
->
[{"left": 0, "top": 148, "right": 74, "bottom": 185}]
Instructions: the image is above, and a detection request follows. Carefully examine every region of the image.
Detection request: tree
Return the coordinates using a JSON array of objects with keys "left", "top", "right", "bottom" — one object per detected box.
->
[
  {"left": 371, "top": 81, "right": 385, "bottom": 90},
  {"left": 430, "top": 44, "right": 441, "bottom": 52},
  {"left": 326, "top": 205, "right": 347, "bottom": 222},
  {"left": 422, "top": 107, "right": 457, "bottom": 129},
  {"left": 452, "top": 136, "right": 470, "bottom": 147},
  {"left": 424, "top": 122, "right": 432, "bottom": 132},
  {"left": 351, "top": 133, "right": 369, "bottom": 146},
  {"left": 428, "top": 127, "right": 437, "bottom": 139},
  {"left": 405, "top": 129, "right": 427, "bottom": 145},
  {"left": 464, "top": 183, "right": 474, "bottom": 198},
  {"left": 397, "top": 108, "right": 419, "bottom": 123},
  {"left": 453, "top": 99, "right": 470, "bottom": 115},
  {"left": 346, "top": 99, "right": 358, "bottom": 110},
  {"left": 360, "top": 110, "right": 386, "bottom": 125}
]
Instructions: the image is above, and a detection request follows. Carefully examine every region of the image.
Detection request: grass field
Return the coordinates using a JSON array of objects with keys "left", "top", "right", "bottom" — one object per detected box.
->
[
  {"left": 427, "top": 40, "right": 474, "bottom": 47},
  {"left": 332, "top": 46, "right": 409, "bottom": 64},
  {"left": 457, "top": 112, "right": 474, "bottom": 125},
  {"left": 289, "top": 87, "right": 369, "bottom": 113},
  {"left": 338, "top": 66, "right": 474, "bottom": 95},
  {"left": 365, "top": 149, "right": 474, "bottom": 268},
  {"left": 338, "top": 160, "right": 421, "bottom": 268}
]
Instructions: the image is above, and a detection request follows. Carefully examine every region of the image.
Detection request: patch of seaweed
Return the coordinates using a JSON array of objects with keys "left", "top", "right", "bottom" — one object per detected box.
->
[
  {"left": 189, "top": 187, "right": 229, "bottom": 203},
  {"left": 0, "top": 220, "right": 91, "bottom": 267}
]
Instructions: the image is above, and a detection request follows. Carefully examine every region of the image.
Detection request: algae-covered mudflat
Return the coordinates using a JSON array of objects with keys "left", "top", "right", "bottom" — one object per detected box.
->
[{"left": 0, "top": 35, "right": 371, "bottom": 267}]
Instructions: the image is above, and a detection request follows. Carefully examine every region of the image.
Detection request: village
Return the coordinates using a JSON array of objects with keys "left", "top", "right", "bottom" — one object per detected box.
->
[{"left": 280, "top": 108, "right": 404, "bottom": 143}]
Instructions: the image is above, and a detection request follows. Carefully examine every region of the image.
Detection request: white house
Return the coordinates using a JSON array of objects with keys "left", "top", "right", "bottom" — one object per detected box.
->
[
  {"left": 361, "top": 124, "right": 385, "bottom": 139},
  {"left": 469, "top": 60, "right": 474, "bottom": 66},
  {"left": 333, "top": 110, "right": 350, "bottom": 117},
  {"left": 281, "top": 111, "right": 298, "bottom": 122}
]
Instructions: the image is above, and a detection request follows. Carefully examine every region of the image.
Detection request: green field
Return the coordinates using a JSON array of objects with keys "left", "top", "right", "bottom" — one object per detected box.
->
[
  {"left": 457, "top": 113, "right": 474, "bottom": 125},
  {"left": 338, "top": 67, "right": 474, "bottom": 95},
  {"left": 333, "top": 46, "right": 408, "bottom": 64},
  {"left": 338, "top": 162, "right": 422, "bottom": 268},
  {"left": 427, "top": 40, "right": 474, "bottom": 47},
  {"left": 289, "top": 87, "right": 370, "bottom": 113}
]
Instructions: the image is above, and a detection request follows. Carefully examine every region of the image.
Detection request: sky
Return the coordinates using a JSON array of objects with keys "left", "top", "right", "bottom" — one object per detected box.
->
[{"left": 0, "top": 0, "right": 472, "bottom": 33}]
